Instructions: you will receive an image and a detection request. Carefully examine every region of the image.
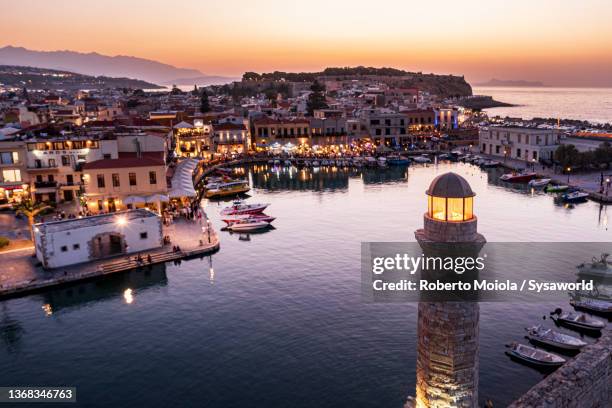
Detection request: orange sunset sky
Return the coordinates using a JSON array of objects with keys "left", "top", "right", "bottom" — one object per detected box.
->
[{"left": 3, "top": 0, "right": 612, "bottom": 86}]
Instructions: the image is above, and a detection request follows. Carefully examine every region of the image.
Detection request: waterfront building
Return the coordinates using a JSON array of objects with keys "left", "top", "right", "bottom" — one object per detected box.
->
[
  {"left": 309, "top": 117, "right": 348, "bottom": 146},
  {"left": 413, "top": 173, "right": 485, "bottom": 408},
  {"left": 479, "top": 125, "right": 561, "bottom": 163},
  {"left": 82, "top": 151, "right": 168, "bottom": 214},
  {"left": 174, "top": 120, "right": 212, "bottom": 158},
  {"left": 433, "top": 107, "right": 459, "bottom": 130},
  {"left": 403, "top": 109, "right": 435, "bottom": 131},
  {"left": 0, "top": 139, "right": 29, "bottom": 204},
  {"left": 361, "top": 109, "right": 409, "bottom": 147},
  {"left": 252, "top": 117, "right": 310, "bottom": 148},
  {"left": 33, "top": 209, "right": 162, "bottom": 269},
  {"left": 212, "top": 122, "right": 249, "bottom": 154}
]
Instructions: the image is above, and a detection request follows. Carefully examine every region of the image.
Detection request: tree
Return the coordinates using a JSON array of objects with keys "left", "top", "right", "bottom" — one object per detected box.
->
[
  {"left": 171, "top": 85, "right": 182, "bottom": 95},
  {"left": 306, "top": 80, "right": 328, "bottom": 116},
  {"left": 554, "top": 144, "right": 580, "bottom": 168},
  {"left": 14, "top": 199, "right": 52, "bottom": 242},
  {"left": 200, "top": 90, "right": 210, "bottom": 113}
]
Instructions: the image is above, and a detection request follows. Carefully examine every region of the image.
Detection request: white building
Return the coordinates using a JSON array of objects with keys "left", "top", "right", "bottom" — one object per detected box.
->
[
  {"left": 34, "top": 209, "right": 162, "bottom": 269},
  {"left": 479, "top": 125, "right": 561, "bottom": 162}
]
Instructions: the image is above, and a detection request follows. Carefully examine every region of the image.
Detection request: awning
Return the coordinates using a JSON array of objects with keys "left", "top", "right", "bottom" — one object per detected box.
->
[
  {"left": 146, "top": 194, "right": 170, "bottom": 202},
  {"left": 123, "top": 195, "right": 146, "bottom": 204},
  {"left": 168, "top": 158, "right": 199, "bottom": 198}
]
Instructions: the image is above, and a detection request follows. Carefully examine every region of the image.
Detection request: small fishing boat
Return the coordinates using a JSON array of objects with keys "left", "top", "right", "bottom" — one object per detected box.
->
[
  {"left": 412, "top": 155, "right": 432, "bottom": 164},
  {"left": 500, "top": 172, "right": 537, "bottom": 183},
  {"left": 561, "top": 191, "right": 589, "bottom": 203},
  {"left": 570, "top": 298, "right": 612, "bottom": 314},
  {"left": 220, "top": 200, "right": 269, "bottom": 216},
  {"left": 546, "top": 184, "right": 569, "bottom": 193},
  {"left": 387, "top": 154, "right": 411, "bottom": 165},
  {"left": 221, "top": 214, "right": 276, "bottom": 225},
  {"left": 576, "top": 253, "right": 612, "bottom": 277},
  {"left": 377, "top": 157, "right": 388, "bottom": 167},
  {"left": 528, "top": 178, "right": 552, "bottom": 188},
  {"left": 364, "top": 156, "right": 377, "bottom": 167},
  {"left": 205, "top": 181, "right": 250, "bottom": 199},
  {"left": 525, "top": 326, "right": 587, "bottom": 350},
  {"left": 228, "top": 219, "right": 271, "bottom": 232},
  {"left": 552, "top": 311, "right": 605, "bottom": 331},
  {"left": 506, "top": 342, "right": 566, "bottom": 367},
  {"left": 481, "top": 160, "right": 501, "bottom": 168}
]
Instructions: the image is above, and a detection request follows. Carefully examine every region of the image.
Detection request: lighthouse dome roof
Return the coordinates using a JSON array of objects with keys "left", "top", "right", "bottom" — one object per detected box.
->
[{"left": 426, "top": 172, "right": 475, "bottom": 198}]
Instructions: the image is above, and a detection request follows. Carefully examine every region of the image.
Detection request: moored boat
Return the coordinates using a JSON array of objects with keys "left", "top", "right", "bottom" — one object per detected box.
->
[
  {"left": 525, "top": 325, "right": 587, "bottom": 350},
  {"left": 570, "top": 298, "right": 612, "bottom": 314},
  {"left": 227, "top": 219, "right": 271, "bottom": 232},
  {"left": 561, "top": 191, "right": 589, "bottom": 203},
  {"left": 481, "top": 160, "right": 501, "bottom": 168},
  {"left": 552, "top": 311, "right": 605, "bottom": 331},
  {"left": 221, "top": 214, "right": 276, "bottom": 225},
  {"left": 412, "top": 155, "right": 432, "bottom": 164},
  {"left": 546, "top": 184, "right": 569, "bottom": 193},
  {"left": 220, "top": 200, "right": 269, "bottom": 216},
  {"left": 506, "top": 342, "right": 566, "bottom": 367},
  {"left": 500, "top": 172, "right": 537, "bottom": 183},
  {"left": 205, "top": 181, "right": 250, "bottom": 198},
  {"left": 387, "top": 154, "right": 411, "bottom": 165},
  {"left": 528, "top": 178, "right": 551, "bottom": 188}
]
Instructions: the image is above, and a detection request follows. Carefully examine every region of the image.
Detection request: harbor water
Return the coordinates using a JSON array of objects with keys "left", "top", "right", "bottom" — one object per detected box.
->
[{"left": 1, "top": 162, "right": 610, "bottom": 407}]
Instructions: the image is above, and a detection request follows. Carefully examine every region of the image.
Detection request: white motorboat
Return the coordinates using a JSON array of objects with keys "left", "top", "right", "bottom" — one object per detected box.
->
[
  {"left": 500, "top": 172, "right": 537, "bottom": 182},
  {"left": 506, "top": 343, "right": 565, "bottom": 367},
  {"left": 528, "top": 178, "right": 552, "bottom": 188},
  {"left": 561, "top": 191, "right": 589, "bottom": 203},
  {"left": 221, "top": 214, "right": 276, "bottom": 225},
  {"left": 312, "top": 160, "right": 320, "bottom": 167},
  {"left": 227, "top": 219, "right": 271, "bottom": 232},
  {"left": 412, "top": 155, "right": 432, "bottom": 163},
  {"left": 570, "top": 298, "right": 612, "bottom": 314},
  {"left": 525, "top": 325, "right": 587, "bottom": 350},
  {"left": 577, "top": 253, "right": 612, "bottom": 277},
  {"left": 552, "top": 311, "right": 606, "bottom": 331},
  {"left": 220, "top": 200, "right": 269, "bottom": 216}
]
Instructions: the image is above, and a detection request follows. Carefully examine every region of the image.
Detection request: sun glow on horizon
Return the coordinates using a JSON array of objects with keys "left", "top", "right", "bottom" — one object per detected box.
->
[{"left": 2, "top": 0, "right": 612, "bottom": 86}]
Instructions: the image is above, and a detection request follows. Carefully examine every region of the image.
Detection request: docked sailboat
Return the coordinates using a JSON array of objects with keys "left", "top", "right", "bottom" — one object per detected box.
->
[
  {"left": 205, "top": 181, "right": 250, "bottom": 199},
  {"left": 525, "top": 326, "right": 587, "bottom": 350},
  {"left": 506, "top": 342, "right": 566, "bottom": 367},
  {"left": 552, "top": 311, "right": 606, "bottom": 331},
  {"left": 221, "top": 200, "right": 269, "bottom": 216}
]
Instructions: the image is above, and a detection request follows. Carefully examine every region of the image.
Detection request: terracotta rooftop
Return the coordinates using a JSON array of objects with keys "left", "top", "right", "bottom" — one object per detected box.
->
[{"left": 82, "top": 151, "right": 165, "bottom": 170}]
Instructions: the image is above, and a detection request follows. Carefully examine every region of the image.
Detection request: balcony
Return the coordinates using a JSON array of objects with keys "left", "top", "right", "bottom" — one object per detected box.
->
[
  {"left": 27, "top": 163, "right": 60, "bottom": 172},
  {"left": 34, "top": 181, "right": 58, "bottom": 188}
]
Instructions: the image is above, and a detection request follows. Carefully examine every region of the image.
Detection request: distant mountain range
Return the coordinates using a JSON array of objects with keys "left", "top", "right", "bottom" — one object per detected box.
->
[
  {"left": 475, "top": 78, "right": 545, "bottom": 87},
  {"left": 0, "top": 65, "right": 161, "bottom": 90},
  {"left": 0, "top": 46, "right": 235, "bottom": 86}
]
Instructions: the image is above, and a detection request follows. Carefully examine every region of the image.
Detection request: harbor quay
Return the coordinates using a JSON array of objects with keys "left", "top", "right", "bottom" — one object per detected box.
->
[{"left": 0, "top": 214, "right": 219, "bottom": 299}]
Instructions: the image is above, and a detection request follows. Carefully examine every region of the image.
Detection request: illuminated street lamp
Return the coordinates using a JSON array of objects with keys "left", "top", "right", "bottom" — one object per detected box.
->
[{"left": 566, "top": 167, "right": 571, "bottom": 183}]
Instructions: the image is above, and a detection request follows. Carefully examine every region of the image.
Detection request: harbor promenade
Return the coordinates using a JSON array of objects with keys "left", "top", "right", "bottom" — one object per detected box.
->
[
  {"left": 0, "top": 217, "right": 219, "bottom": 299},
  {"left": 477, "top": 153, "right": 612, "bottom": 203}
]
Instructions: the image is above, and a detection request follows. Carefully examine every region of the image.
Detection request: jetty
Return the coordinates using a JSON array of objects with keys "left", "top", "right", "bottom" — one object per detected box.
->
[{"left": 0, "top": 218, "right": 219, "bottom": 299}]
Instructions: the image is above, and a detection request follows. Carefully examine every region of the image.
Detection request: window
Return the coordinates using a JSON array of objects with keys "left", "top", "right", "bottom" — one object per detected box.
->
[
  {"left": 0, "top": 152, "right": 16, "bottom": 164},
  {"left": 61, "top": 246, "right": 68, "bottom": 252},
  {"left": 149, "top": 171, "right": 157, "bottom": 185},
  {"left": 103, "top": 154, "right": 111, "bottom": 159},
  {"left": 97, "top": 174, "right": 105, "bottom": 188},
  {"left": 129, "top": 173, "right": 137, "bottom": 186},
  {"left": 66, "top": 174, "right": 74, "bottom": 185},
  {"left": 48, "top": 158, "right": 56, "bottom": 167},
  {"left": 73, "top": 244, "right": 80, "bottom": 250},
  {"left": 140, "top": 232, "right": 148, "bottom": 239},
  {"left": 2, "top": 169, "right": 21, "bottom": 182},
  {"left": 61, "top": 155, "right": 70, "bottom": 166},
  {"left": 112, "top": 173, "right": 120, "bottom": 187}
]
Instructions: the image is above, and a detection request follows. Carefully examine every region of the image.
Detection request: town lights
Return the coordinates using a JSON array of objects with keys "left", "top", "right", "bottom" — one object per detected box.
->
[
  {"left": 426, "top": 173, "right": 475, "bottom": 222},
  {"left": 116, "top": 216, "right": 127, "bottom": 226}
]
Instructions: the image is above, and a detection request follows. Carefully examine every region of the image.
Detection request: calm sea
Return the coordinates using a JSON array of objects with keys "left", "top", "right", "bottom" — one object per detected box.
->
[
  {"left": 473, "top": 86, "right": 612, "bottom": 124},
  {"left": 1, "top": 163, "right": 610, "bottom": 407}
]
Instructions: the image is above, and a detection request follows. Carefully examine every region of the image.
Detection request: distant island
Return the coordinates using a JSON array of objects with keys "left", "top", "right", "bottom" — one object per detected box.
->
[
  {"left": 0, "top": 65, "right": 162, "bottom": 90},
  {"left": 476, "top": 78, "right": 545, "bottom": 87}
]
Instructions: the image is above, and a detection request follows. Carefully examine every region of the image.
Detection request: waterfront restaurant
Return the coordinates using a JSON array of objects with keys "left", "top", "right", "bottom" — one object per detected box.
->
[{"left": 33, "top": 209, "right": 162, "bottom": 269}]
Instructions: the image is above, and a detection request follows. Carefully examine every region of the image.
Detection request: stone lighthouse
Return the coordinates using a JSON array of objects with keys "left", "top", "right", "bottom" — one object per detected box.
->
[{"left": 414, "top": 172, "right": 486, "bottom": 408}]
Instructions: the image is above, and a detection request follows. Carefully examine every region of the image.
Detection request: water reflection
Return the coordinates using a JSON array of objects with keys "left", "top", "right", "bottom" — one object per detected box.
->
[
  {"left": 39, "top": 264, "right": 168, "bottom": 314},
  {"left": 0, "top": 303, "right": 25, "bottom": 352}
]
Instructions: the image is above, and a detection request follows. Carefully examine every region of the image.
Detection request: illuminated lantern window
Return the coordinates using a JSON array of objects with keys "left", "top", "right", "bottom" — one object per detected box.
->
[{"left": 426, "top": 172, "right": 475, "bottom": 222}]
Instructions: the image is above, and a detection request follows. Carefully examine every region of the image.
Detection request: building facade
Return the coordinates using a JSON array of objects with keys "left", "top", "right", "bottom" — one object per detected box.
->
[{"left": 479, "top": 126, "right": 561, "bottom": 162}]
